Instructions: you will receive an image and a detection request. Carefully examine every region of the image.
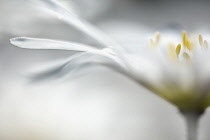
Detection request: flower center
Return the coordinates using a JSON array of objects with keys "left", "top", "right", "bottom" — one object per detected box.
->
[{"left": 149, "top": 31, "right": 209, "bottom": 62}]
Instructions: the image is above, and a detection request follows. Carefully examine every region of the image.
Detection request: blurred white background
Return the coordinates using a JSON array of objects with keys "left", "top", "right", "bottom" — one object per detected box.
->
[{"left": 0, "top": 0, "right": 210, "bottom": 139}]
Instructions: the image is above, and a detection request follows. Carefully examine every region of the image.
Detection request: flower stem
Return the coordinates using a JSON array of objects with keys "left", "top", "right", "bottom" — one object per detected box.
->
[{"left": 180, "top": 110, "right": 203, "bottom": 140}]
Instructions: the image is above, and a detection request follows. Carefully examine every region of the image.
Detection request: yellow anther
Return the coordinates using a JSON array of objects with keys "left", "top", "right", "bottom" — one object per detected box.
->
[
  {"left": 182, "top": 31, "right": 188, "bottom": 46},
  {"left": 183, "top": 52, "right": 191, "bottom": 61},
  {"left": 168, "top": 43, "right": 177, "bottom": 60},
  {"left": 155, "top": 32, "right": 161, "bottom": 44},
  {"left": 203, "top": 40, "right": 208, "bottom": 49},
  {"left": 149, "top": 32, "right": 161, "bottom": 48},
  {"left": 176, "top": 44, "right": 181, "bottom": 56},
  {"left": 186, "top": 41, "right": 193, "bottom": 51},
  {"left": 181, "top": 31, "right": 194, "bottom": 51},
  {"left": 199, "top": 34, "right": 203, "bottom": 46},
  {"left": 148, "top": 31, "right": 206, "bottom": 64}
]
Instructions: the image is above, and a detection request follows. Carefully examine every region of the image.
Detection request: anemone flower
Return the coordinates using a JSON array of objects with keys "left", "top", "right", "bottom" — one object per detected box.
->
[{"left": 10, "top": 0, "right": 210, "bottom": 140}]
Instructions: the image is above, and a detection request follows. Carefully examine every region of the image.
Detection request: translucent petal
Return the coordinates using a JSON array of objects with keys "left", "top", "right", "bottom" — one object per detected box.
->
[
  {"left": 10, "top": 37, "right": 127, "bottom": 69},
  {"left": 26, "top": 52, "right": 129, "bottom": 83},
  {"left": 34, "top": 0, "right": 122, "bottom": 50},
  {"left": 27, "top": 52, "right": 88, "bottom": 83},
  {"left": 10, "top": 37, "right": 99, "bottom": 52}
]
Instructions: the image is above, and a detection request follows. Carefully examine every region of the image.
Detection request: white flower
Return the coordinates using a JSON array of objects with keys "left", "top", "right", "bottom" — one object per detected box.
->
[{"left": 10, "top": 0, "right": 210, "bottom": 112}]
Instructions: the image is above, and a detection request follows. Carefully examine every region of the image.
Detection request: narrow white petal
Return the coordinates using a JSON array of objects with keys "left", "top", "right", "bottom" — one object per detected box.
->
[
  {"left": 10, "top": 37, "right": 98, "bottom": 52},
  {"left": 26, "top": 52, "right": 128, "bottom": 83},
  {"left": 34, "top": 0, "right": 122, "bottom": 50},
  {"left": 10, "top": 37, "right": 125, "bottom": 67},
  {"left": 10, "top": 37, "right": 128, "bottom": 69},
  {"left": 27, "top": 52, "right": 87, "bottom": 82}
]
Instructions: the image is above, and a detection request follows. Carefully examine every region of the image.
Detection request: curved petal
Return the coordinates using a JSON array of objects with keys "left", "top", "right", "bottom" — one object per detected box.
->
[
  {"left": 26, "top": 52, "right": 129, "bottom": 83},
  {"left": 33, "top": 0, "right": 123, "bottom": 50},
  {"left": 10, "top": 37, "right": 99, "bottom": 52},
  {"left": 10, "top": 37, "right": 127, "bottom": 69},
  {"left": 26, "top": 52, "right": 87, "bottom": 82}
]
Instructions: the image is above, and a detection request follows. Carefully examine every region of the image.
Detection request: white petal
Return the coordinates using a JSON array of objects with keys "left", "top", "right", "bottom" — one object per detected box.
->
[
  {"left": 26, "top": 52, "right": 129, "bottom": 83},
  {"left": 35, "top": 0, "right": 122, "bottom": 50},
  {"left": 10, "top": 37, "right": 98, "bottom": 52},
  {"left": 27, "top": 52, "right": 87, "bottom": 82},
  {"left": 10, "top": 37, "right": 127, "bottom": 69}
]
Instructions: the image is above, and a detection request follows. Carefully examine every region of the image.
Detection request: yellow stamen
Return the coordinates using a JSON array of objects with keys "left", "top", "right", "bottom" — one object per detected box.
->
[
  {"left": 168, "top": 43, "right": 177, "bottom": 60},
  {"left": 186, "top": 41, "right": 193, "bottom": 51},
  {"left": 182, "top": 31, "right": 188, "bottom": 46},
  {"left": 199, "top": 34, "right": 203, "bottom": 46},
  {"left": 181, "top": 31, "right": 194, "bottom": 51},
  {"left": 176, "top": 44, "right": 181, "bottom": 56},
  {"left": 155, "top": 32, "right": 161, "bottom": 44},
  {"left": 148, "top": 31, "right": 207, "bottom": 64},
  {"left": 149, "top": 32, "right": 161, "bottom": 48}
]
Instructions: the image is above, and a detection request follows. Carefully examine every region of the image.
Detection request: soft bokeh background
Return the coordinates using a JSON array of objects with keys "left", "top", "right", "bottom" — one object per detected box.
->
[{"left": 1, "top": 0, "right": 210, "bottom": 139}]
